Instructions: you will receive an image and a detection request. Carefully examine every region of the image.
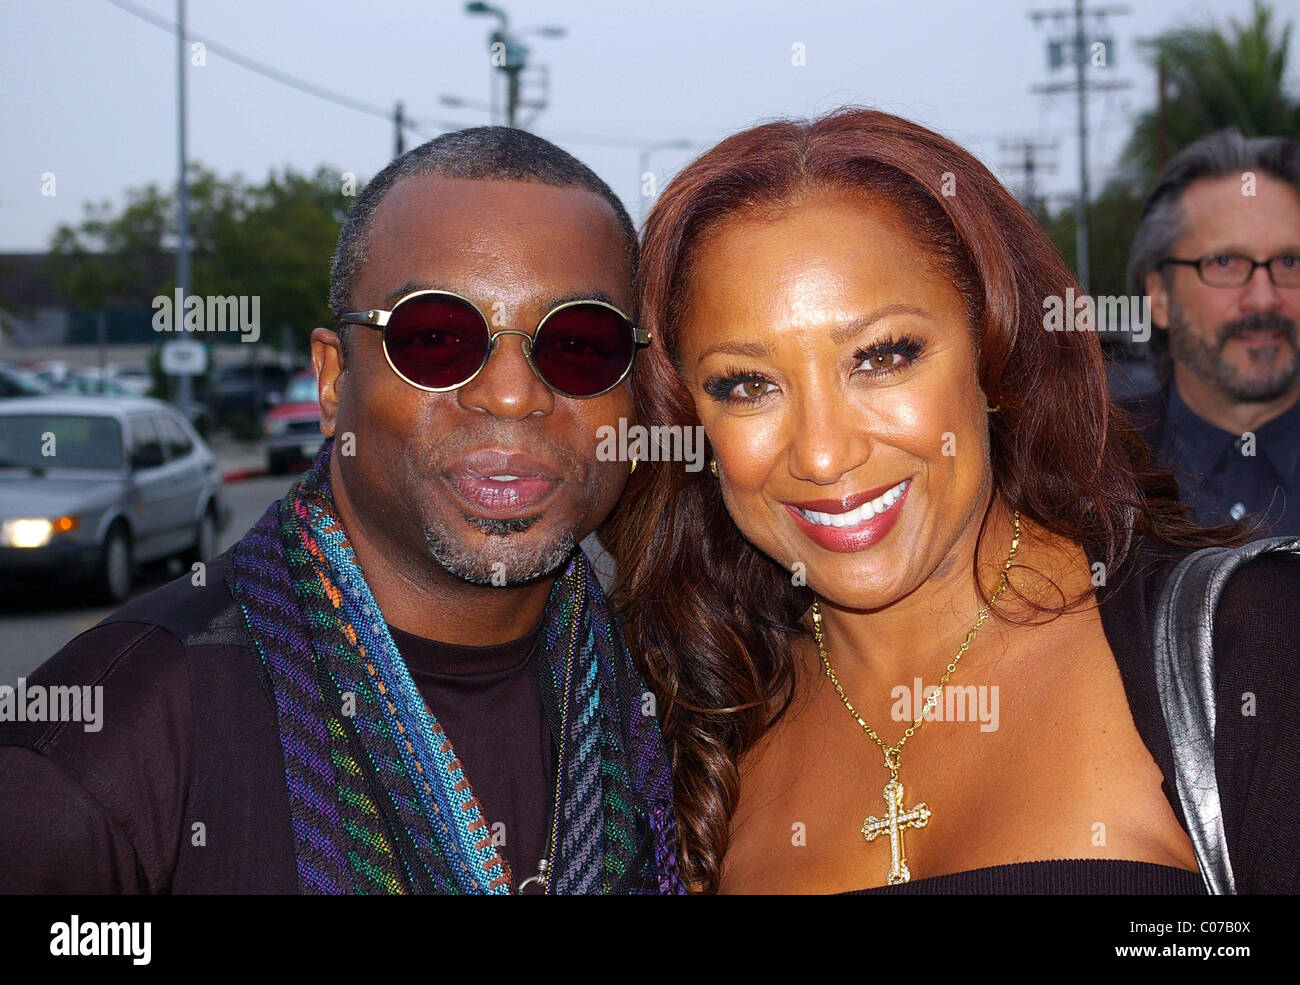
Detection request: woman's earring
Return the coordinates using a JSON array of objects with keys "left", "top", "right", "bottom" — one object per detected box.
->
[
  {"left": 986, "top": 403, "right": 1001, "bottom": 413},
  {"left": 709, "top": 457, "right": 720, "bottom": 478},
  {"left": 629, "top": 456, "right": 638, "bottom": 475}
]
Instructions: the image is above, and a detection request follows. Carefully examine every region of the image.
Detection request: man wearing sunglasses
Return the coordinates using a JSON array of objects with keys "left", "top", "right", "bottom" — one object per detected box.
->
[
  {"left": 0, "top": 127, "right": 682, "bottom": 895},
  {"left": 1124, "top": 129, "right": 1300, "bottom": 537}
]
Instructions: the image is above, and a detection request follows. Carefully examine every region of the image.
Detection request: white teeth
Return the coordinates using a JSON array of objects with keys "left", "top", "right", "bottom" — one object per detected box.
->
[
  {"left": 797, "top": 479, "right": 909, "bottom": 527},
  {"left": 489, "top": 474, "right": 520, "bottom": 481}
]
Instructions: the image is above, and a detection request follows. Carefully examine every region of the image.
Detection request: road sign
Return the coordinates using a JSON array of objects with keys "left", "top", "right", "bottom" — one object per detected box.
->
[{"left": 161, "top": 339, "right": 208, "bottom": 376}]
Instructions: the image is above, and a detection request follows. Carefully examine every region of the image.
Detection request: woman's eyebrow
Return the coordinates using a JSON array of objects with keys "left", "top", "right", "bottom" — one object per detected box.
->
[
  {"left": 829, "top": 303, "right": 932, "bottom": 345},
  {"left": 695, "top": 339, "right": 772, "bottom": 364},
  {"left": 694, "top": 303, "right": 933, "bottom": 365}
]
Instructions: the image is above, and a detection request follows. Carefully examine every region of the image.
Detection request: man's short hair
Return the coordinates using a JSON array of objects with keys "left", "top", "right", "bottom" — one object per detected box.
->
[
  {"left": 1127, "top": 128, "right": 1300, "bottom": 381},
  {"left": 328, "top": 126, "right": 638, "bottom": 353}
]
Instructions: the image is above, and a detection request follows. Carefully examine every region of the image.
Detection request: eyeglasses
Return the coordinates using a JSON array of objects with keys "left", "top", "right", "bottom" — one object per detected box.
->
[
  {"left": 337, "top": 290, "right": 650, "bottom": 398},
  {"left": 1158, "top": 253, "right": 1300, "bottom": 289}
]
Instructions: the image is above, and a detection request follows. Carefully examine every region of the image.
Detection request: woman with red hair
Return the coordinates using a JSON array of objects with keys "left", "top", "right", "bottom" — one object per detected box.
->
[{"left": 603, "top": 107, "right": 1300, "bottom": 895}]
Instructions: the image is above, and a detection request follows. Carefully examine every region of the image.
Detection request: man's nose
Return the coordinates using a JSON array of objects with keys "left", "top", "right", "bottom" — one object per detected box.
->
[
  {"left": 1239, "top": 263, "right": 1285, "bottom": 316},
  {"left": 455, "top": 330, "right": 554, "bottom": 421}
]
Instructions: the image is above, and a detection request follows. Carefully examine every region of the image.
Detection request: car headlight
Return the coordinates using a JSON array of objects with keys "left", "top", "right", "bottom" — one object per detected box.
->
[
  {"left": 0, "top": 516, "right": 78, "bottom": 548},
  {"left": 265, "top": 417, "right": 288, "bottom": 437}
]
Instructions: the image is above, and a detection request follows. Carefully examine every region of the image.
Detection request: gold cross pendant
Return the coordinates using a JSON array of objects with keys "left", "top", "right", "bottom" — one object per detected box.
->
[{"left": 861, "top": 777, "right": 931, "bottom": 885}]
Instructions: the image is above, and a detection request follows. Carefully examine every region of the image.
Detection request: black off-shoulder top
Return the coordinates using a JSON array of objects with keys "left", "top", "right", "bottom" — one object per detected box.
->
[{"left": 840, "top": 536, "right": 1300, "bottom": 895}]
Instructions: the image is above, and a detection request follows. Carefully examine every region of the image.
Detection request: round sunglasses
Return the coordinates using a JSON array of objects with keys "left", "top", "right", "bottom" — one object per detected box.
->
[{"left": 337, "top": 290, "right": 651, "bottom": 399}]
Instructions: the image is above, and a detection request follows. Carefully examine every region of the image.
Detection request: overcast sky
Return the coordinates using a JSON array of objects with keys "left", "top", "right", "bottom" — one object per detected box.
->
[{"left": 4, "top": 0, "right": 1296, "bottom": 251}]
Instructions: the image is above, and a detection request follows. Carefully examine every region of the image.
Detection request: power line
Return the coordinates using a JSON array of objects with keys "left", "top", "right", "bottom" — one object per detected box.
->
[
  {"left": 103, "top": 0, "right": 472, "bottom": 131},
  {"left": 102, "top": 0, "right": 694, "bottom": 152}
]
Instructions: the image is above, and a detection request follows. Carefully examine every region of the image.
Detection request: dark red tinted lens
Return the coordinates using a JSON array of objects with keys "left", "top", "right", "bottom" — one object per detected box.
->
[
  {"left": 532, "top": 304, "right": 635, "bottom": 396},
  {"left": 383, "top": 294, "right": 489, "bottom": 389}
]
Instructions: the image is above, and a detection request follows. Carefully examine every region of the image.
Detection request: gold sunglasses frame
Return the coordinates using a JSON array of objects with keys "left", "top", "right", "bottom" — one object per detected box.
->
[{"left": 337, "top": 289, "right": 651, "bottom": 399}]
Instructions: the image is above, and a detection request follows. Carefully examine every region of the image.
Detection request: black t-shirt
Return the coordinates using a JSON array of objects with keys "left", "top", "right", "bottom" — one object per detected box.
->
[{"left": 387, "top": 622, "right": 553, "bottom": 890}]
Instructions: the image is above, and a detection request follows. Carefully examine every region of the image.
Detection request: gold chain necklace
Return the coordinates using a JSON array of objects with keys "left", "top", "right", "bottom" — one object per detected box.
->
[{"left": 809, "top": 510, "right": 1021, "bottom": 885}]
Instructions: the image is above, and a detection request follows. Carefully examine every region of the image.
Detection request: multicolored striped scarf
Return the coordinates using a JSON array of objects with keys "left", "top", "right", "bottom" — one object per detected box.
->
[{"left": 226, "top": 439, "right": 682, "bottom": 894}]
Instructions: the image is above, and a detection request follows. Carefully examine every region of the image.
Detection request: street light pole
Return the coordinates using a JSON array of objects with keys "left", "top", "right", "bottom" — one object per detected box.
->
[
  {"left": 465, "top": 3, "right": 562, "bottom": 130},
  {"left": 505, "top": 55, "right": 522, "bottom": 128},
  {"left": 176, "top": 0, "right": 192, "bottom": 419}
]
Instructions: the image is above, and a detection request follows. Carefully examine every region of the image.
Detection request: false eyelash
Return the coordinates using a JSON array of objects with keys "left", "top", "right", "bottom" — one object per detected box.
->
[
  {"left": 702, "top": 366, "right": 774, "bottom": 404},
  {"left": 853, "top": 333, "right": 925, "bottom": 374},
  {"left": 701, "top": 332, "right": 927, "bottom": 406}
]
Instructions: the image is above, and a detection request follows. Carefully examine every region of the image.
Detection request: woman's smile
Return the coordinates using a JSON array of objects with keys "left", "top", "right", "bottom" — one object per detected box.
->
[{"left": 783, "top": 477, "right": 912, "bottom": 552}]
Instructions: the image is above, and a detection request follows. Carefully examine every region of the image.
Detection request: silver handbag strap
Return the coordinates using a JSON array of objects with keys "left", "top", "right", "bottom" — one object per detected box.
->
[{"left": 1153, "top": 534, "right": 1300, "bottom": 895}]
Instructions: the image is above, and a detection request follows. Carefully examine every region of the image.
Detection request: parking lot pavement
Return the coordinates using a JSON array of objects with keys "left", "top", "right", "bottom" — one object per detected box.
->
[{"left": 207, "top": 431, "right": 270, "bottom": 481}]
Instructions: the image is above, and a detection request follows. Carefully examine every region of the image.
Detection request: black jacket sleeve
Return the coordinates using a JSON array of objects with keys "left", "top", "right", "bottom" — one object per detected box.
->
[{"left": 0, "top": 621, "right": 193, "bottom": 893}]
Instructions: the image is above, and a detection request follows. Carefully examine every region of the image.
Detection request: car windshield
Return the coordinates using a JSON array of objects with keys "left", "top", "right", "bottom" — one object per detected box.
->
[
  {"left": 0, "top": 367, "right": 50, "bottom": 396},
  {"left": 0, "top": 413, "right": 124, "bottom": 470},
  {"left": 286, "top": 376, "right": 317, "bottom": 403}
]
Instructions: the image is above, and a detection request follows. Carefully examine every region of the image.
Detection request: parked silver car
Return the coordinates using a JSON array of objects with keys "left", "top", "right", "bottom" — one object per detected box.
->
[{"left": 0, "top": 396, "right": 229, "bottom": 602}]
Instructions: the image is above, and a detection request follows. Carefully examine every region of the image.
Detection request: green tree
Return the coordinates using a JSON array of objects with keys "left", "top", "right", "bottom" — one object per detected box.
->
[
  {"left": 199, "top": 166, "right": 349, "bottom": 351},
  {"left": 1047, "top": 183, "right": 1144, "bottom": 301},
  {"left": 48, "top": 183, "right": 174, "bottom": 307},
  {"left": 48, "top": 164, "right": 352, "bottom": 354},
  {"left": 1125, "top": 0, "right": 1300, "bottom": 181}
]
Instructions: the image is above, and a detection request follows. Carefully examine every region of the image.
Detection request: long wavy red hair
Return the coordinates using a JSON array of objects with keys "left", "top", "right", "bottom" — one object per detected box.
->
[{"left": 601, "top": 107, "right": 1240, "bottom": 894}]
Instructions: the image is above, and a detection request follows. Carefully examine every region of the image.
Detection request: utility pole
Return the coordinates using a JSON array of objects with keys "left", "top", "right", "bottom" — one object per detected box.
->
[
  {"left": 175, "top": 0, "right": 192, "bottom": 419},
  {"left": 1072, "top": 0, "right": 1091, "bottom": 293},
  {"left": 394, "top": 101, "right": 406, "bottom": 157},
  {"left": 96, "top": 311, "right": 108, "bottom": 394},
  {"left": 638, "top": 140, "right": 693, "bottom": 223},
  {"left": 1029, "top": 2, "right": 1131, "bottom": 295},
  {"left": 1156, "top": 58, "right": 1168, "bottom": 169},
  {"left": 999, "top": 138, "right": 1059, "bottom": 218}
]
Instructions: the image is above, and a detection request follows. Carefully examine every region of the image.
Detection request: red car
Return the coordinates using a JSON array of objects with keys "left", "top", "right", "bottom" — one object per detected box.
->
[{"left": 262, "top": 371, "right": 323, "bottom": 474}]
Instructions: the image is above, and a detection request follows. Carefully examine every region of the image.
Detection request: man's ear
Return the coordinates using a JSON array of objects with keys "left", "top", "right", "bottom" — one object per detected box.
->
[
  {"left": 1145, "top": 269, "right": 1170, "bottom": 329},
  {"left": 311, "top": 326, "right": 343, "bottom": 438}
]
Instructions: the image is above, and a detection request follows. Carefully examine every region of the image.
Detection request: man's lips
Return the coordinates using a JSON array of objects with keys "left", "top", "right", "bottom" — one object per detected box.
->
[
  {"left": 1229, "top": 336, "right": 1294, "bottom": 355},
  {"left": 444, "top": 449, "right": 563, "bottom": 519},
  {"left": 1223, "top": 318, "right": 1297, "bottom": 346}
]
